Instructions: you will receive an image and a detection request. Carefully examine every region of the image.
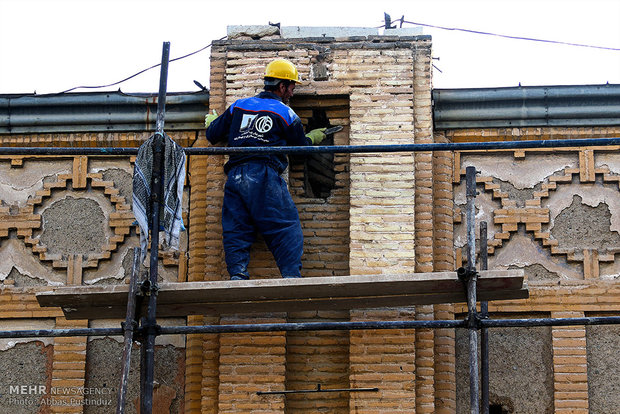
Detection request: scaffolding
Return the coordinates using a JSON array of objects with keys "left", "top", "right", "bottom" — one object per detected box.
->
[{"left": 0, "top": 44, "right": 619, "bottom": 414}]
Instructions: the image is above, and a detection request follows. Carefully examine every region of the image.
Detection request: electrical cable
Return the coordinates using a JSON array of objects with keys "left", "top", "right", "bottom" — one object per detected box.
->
[
  {"left": 12, "top": 14, "right": 620, "bottom": 98},
  {"left": 58, "top": 36, "right": 227, "bottom": 94},
  {"left": 396, "top": 18, "right": 620, "bottom": 51}
]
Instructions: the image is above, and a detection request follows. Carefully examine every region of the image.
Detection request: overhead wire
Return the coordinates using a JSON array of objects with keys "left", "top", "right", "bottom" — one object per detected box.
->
[
  {"left": 15, "top": 16, "right": 620, "bottom": 97},
  {"left": 58, "top": 36, "right": 227, "bottom": 94},
  {"left": 393, "top": 18, "right": 620, "bottom": 51}
]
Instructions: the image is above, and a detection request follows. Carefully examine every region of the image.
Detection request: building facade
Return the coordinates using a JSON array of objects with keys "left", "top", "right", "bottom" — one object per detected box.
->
[{"left": 0, "top": 27, "right": 618, "bottom": 413}]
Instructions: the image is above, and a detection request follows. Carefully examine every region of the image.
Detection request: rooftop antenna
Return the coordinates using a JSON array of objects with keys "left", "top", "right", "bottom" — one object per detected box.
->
[{"left": 384, "top": 12, "right": 396, "bottom": 29}]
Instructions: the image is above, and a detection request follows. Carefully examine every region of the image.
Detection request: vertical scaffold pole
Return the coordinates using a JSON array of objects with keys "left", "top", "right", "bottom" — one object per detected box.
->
[
  {"left": 116, "top": 248, "right": 142, "bottom": 414},
  {"left": 140, "top": 41, "right": 170, "bottom": 414},
  {"left": 465, "top": 166, "right": 479, "bottom": 414},
  {"left": 480, "top": 221, "right": 489, "bottom": 414}
]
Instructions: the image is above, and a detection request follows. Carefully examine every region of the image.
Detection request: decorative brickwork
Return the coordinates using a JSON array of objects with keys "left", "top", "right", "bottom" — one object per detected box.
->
[
  {"left": 552, "top": 311, "right": 589, "bottom": 413},
  {"left": 50, "top": 317, "right": 88, "bottom": 413},
  {"left": 0, "top": 31, "right": 618, "bottom": 414},
  {"left": 0, "top": 132, "right": 191, "bottom": 413},
  {"left": 452, "top": 127, "right": 620, "bottom": 412}
]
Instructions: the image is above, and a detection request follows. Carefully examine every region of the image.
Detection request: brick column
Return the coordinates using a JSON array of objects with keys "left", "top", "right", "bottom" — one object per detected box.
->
[
  {"left": 184, "top": 315, "right": 204, "bottom": 413},
  {"left": 184, "top": 43, "right": 228, "bottom": 413},
  {"left": 218, "top": 315, "right": 286, "bottom": 413},
  {"left": 551, "top": 311, "right": 589, "bottom": 413},
  {"left": 349, "top": 309, "right": 416, "bottom": 413},
  {"left": 413, "top": 39, "right": 436, "bottom": 414},
  {"left": 200, "top": 316, "right": 220, "bottom": 412},
  {"left": 413, "top": 144, "right": 435, "bottom": 414},
  {"left": 432, "top": 139, "right": 457, "bottom": 413},
  {"left": 50, "top": 317, "right": 88, "bottom": 413},
  {"left": 346, "top": 45, "right": 419, "bottom": 413}
]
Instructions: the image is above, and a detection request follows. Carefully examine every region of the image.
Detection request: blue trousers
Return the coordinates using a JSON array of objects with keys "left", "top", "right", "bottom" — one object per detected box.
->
[{"left": 222, "top": 163, "right": 303, "bottom": 278}]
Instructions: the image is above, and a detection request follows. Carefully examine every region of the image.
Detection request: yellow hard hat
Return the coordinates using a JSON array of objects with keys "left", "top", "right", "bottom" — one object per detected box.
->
[{"left": 264, "top": 59, "right": 301, "bottom": 84}]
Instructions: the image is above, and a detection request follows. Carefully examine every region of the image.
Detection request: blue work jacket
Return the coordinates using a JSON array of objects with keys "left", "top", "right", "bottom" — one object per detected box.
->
[{"left": 206, "top": 91, "right": 311, "bottom": 174}]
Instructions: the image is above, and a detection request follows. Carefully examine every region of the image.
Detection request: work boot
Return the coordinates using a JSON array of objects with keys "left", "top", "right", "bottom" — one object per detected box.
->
[{"left": 230, "top": 274, "right": 249, "bottom": 281}]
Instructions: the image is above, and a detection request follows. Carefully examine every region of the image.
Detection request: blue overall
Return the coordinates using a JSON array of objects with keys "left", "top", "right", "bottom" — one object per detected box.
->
[{"left": 205, "top": 91, "right": 311, "bottom": 279}]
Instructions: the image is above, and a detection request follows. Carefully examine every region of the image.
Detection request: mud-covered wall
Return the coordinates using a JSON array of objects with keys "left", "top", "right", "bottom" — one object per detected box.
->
[
  {"left": 0, "top": 132, "right": 194, "bottom": 413},
  {"left": 586, "top": 324, "right": 620, "bottom": 413},
  {"left": 455, "top": 324, "right": 554, "bottom": 414},
  {"left": 450, "top": 127, "right": 620, "bottom": 413}
]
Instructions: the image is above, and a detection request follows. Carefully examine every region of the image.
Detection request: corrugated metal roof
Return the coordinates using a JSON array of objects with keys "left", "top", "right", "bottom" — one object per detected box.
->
[
  {"left": 3, "top": 84, "right": 619, "bottom": 134},
  {"left": 432, "top": 84, "right": 620, "bottom": 129},
  {"left": 0, "top": 91, "right": 209, "bottom": 134}
]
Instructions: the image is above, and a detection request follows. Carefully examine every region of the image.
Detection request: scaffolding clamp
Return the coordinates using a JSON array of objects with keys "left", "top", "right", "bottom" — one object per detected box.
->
[{"left": 140, "top": 279, "right": 160, "bottom": 297}]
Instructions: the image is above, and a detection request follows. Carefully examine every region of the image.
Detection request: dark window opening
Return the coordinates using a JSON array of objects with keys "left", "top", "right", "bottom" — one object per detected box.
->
[
  {"left": 302, "top": 108, "right": 336, "bottom": 198},
  {"left": 489, "top": 404, "right": 511, "bottom": 414}
]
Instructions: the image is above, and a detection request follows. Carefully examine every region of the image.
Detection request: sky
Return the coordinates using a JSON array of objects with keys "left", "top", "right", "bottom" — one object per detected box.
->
[{"left": 0, "top": 0, "right": 619, "bottom": 95}]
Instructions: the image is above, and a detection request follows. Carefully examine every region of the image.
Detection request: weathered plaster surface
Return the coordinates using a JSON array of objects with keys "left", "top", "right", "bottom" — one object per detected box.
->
[
  {"left": 0, "top": 239, "right": 64, "bottom": 285},
  {"left": 85, "top": 338, "right": 184, "bottom": 414},
  {"left": 40, "top": 196, "right": 107, "bottom": 256},
  {"left": 0, "top": 160, "right": 71, "bottom": 205},
  {"left": 595, "top": 153, "right": 620, "bottom": 174},
  {"left": 454, "top": 188, "right": 498, "bottom": 248},
  {"left": 0, "top": 341, "right": 51, "bottom": 413},
  {"left": 83, "top": 243, "right": 135, "bottom": 285},
  {"left": 489, "top": 232, "right": 581, "bottom": 280},
  {"left": 599, "top": 260, "right": 620, "bottom": 279},
  {"left": 587, "top": 324, "right": 620, "bottom": 413},
  {"left": 545, "top": 182, "right": 620, "bottom": 234},
  {"left": 461, "top": 153, "right": 576, "bottom": 189},
  {"left": 551, "top": 194, "right": 620, "bottom": 251},
  {"left": 456, "top": 325, "right": 554, "bottom": 414},
  {"left": 0, "top": 319, "right": 55, "bottom": 351}
]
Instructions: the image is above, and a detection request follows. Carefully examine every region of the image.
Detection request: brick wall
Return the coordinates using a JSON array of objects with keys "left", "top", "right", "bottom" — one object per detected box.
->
[
  {"left": 450, "top": 126, "right": 620, "bottom": 412},
  {"left": 0, "top": 31, "right": 617, "bottom": 414},
  {"left": 0, "top": 131, "right": 193, "bottom": 413},
  {"left": 186, "top": 34, "right": 442, "bottom": 413}
]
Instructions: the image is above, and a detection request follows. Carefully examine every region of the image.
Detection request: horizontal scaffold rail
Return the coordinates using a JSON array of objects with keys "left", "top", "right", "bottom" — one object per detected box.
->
[
  {"left": 36, "top": 271, "right": 528, "bottom": 320},
  {"left": 1, "top": 316, "right": 620, "bottom": 339},
  {"left": 0, "top": 136, "right": 620, "bottom": 156}
]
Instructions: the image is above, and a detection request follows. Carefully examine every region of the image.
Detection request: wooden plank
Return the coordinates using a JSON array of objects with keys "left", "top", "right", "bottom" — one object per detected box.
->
[{"left": 36, "top": 270, "right": 527, "bottom": 320}]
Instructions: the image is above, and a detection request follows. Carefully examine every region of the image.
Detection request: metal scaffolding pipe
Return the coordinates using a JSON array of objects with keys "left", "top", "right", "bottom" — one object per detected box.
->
[
  {"left": 0, "top": 111, "right": 202, "bottom": 127},
  {"left": 0, "top": 316, "right": 619, "bottom": 339},
  {"left": 480, "top": 222, "right": 490, "bottom": 414},
  {"left": 140, "top": 41, "right": 170, "bottom": 414},
  {"left": 0, "top": 327, "right": 124, "bottom": 338},
  {"left": 0, "top": 136, "right": 620, "bottom": 157},
  {"left": 465, "top": 166, "right": 480, "bottom": 414}
]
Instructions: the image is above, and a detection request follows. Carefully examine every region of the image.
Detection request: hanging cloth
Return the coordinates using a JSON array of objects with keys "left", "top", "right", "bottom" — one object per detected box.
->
[{"left": 132, "top": 133, "right": 186, "bottom": 261}]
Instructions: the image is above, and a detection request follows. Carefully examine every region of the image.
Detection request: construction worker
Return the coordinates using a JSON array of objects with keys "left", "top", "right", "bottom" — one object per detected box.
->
[{"left": 205, "top": 58, "right": 327, "bottom": 280}]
